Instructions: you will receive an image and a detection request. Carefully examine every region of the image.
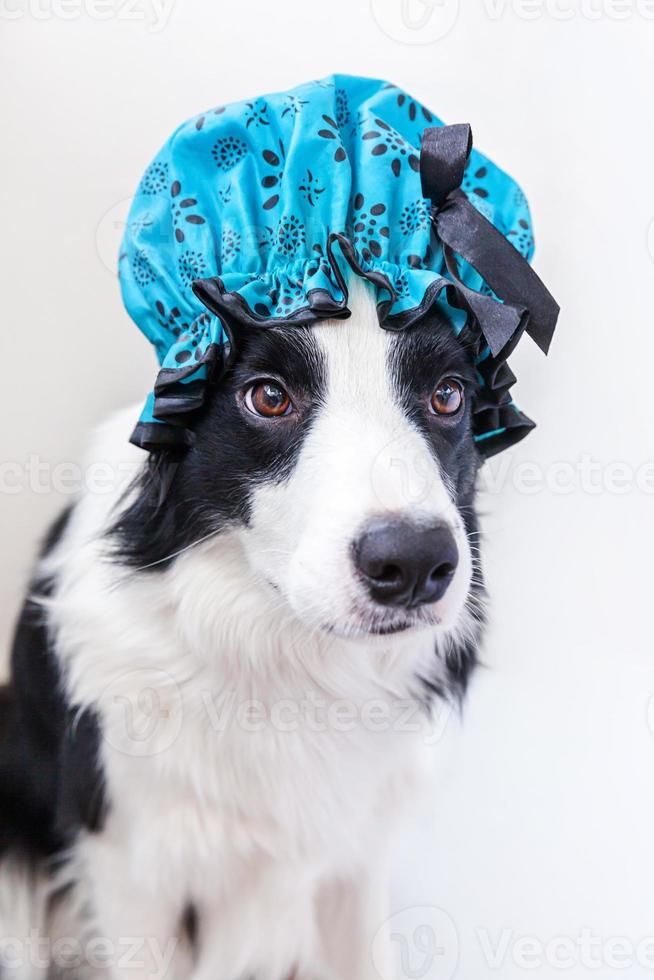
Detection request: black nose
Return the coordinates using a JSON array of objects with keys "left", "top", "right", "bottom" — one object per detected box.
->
[{"left": 353, "top": 520, "right": 459, "bottom": 608}]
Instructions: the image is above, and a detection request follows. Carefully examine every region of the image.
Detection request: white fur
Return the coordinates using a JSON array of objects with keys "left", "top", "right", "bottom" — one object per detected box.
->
[
  {"left": 242, "top": 277, "right": 473, "bottom": 637},
  {"left": 0, "top": 857, "right": 50, "bottom": 979},
  {"left": 12, "top": 281, "right": 474, "bottom": 979}
]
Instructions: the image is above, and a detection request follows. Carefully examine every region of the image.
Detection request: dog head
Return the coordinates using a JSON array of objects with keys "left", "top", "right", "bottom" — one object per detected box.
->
[{"left": 117, "top": 278, "right": 482, "bottom": 648}]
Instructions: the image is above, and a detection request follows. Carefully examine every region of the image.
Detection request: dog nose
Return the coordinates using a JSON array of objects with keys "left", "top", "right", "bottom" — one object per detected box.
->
[{"left": 353, "top": 520, "right": 459, "bottom": 608}]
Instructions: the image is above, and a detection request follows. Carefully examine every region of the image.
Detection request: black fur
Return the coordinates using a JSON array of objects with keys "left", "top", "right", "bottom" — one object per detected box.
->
[
  {"left": 112, "top": 324, "right": 327, "bottom": 570},
  {"left": 0, "top": 508, "right": 107, "bottom": 859},
  {"left": 389, "top": 310, "right": 485, "bottom": 696}
]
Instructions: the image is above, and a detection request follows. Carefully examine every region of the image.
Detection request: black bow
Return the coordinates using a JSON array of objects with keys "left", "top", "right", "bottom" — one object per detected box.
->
[{"left": 420, "top": 124, "right": 559, "bottom": 358}]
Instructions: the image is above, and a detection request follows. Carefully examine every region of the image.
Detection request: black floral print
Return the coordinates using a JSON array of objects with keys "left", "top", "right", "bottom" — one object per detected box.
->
[
  {"left": 125, "top": 212, "right": 155, "bottom": 238},
  {"left": 406, "top": 244, "right": 433, "bottom": 270},
  {"left": 221, "top": 227, "right": 241, "bottom": 263},
  {"left": 170, "top": 180, "right": 205, "bottom": 244},
  {"left": 362, "top": 119, "right": 419, "bottom": 177},
  {"left": 243, "top": 273, "right": 307, "bottom": 318},
  {"left": 139, "top": 161, "right": 168, "bottom": 195},
  {"left": 245, "top": 99, "right": 270, "bottom": 129},
  {"left": 260, "top": 140, "right": 286, "bottom": 211},
  {"left": 178, "top": 249, "right": 207, "bottom": 287},
  {"left": 132, "top": 248, "right": 157, "bottom": 286},
  {"left": 306, "top": 243, "right": 339, "bottom": 290},
  {"left": 269, "top": 277, "right": 305, "bottom": 316},
  {"left": 240, "top": 274, "right": 276, "bottom": 317},
  {"left": 155, "top": 299, "right": 184, "bottom": 337},
  {"left": 281, "top": 95, "right": 308, "bottom": 118},
  {"left": 218, "top": 184, "right": 232, "bottom": 205},
  {"left": 399, "top": 199, "right": 430, "bottom": 236},
  {"left": 317, "top": 115, "right": 346, "bottom": 163},
  {"left": 192, "top": 323, "right": 211, "bottom": 360},
  {"left": 195, "top": 106, "right": 225, "bottom": 131},
  {"left": 395, "top": 92, "right": 433, "bottom": 124},
  {"left": 507, "top": 218, "right": 533, "bottom": 256},
  {"left": 335, "top": 88, "right": 350, "bottom": 128},
  {"left": 155, "top": 300, "right": 209, "bottom": 342},
  {"left": 463, "top": 165, "right": 489, "bottom": 200},
  {"left": 351, "top": 109, "right": 368, "bottom": 135},
  {"left": 212, "top": 135, "right": 247, "bottom": 172},
  {"left": 513, "top": 186, "right": 528, "bottom": 209},
  {"left": 298, "top": 169, "right": 325, "bottom": 207},
  {"left": 255, "top": 225, "right": 274, "bottom": 252},
  {"left": 276, "top": 215, "right": 306, "bottom": 257},
  {"left": 393, "top": 272, "right": 410, "bottom": 298},
  {"left": 350, "top": 193, "right": 390, "bottom": 261}
]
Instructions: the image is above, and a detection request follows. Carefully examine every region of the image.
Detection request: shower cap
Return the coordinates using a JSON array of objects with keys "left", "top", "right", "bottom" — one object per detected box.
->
[{"left": 119, "top": 74, "right": 559, "bottom": 457}]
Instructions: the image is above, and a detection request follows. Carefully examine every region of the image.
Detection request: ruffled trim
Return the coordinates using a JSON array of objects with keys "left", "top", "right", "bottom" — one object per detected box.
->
[
  {"left": 130, "top": 314, "right": 229, "bottom": 449},
  {"left": 130, "top": 233, "right": 549, "bottom": 457}
]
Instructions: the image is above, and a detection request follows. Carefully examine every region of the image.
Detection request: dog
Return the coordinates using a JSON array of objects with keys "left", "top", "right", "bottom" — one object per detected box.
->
[{"left": 0, "top": 275, "right": 485, "bottom": 979}]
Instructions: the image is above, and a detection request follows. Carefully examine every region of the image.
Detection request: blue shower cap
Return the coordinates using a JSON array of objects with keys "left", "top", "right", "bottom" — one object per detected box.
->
[{"left": 119, "top": 74, "right": 559, "bottom": 457}]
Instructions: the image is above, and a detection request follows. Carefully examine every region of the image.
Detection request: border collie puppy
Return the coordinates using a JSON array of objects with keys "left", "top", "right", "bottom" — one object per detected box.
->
[{"left": 0, "top": 276, "right": 484, "bottom": 979}]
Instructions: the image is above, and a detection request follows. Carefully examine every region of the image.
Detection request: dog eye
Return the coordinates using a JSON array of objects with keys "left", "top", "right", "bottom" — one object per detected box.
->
[
  {"left": 244, "top": 380, "right": 293, "bottom": 418},
  {"left": 430, "top": 378, "right": 464, "bottom": 416}
]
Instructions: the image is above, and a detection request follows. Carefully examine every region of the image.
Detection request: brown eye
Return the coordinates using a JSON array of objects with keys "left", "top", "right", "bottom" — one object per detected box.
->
[
  {"left": 430, "top": 378, "right": 464, "bottom": 416},
  {"left": 244, "top": 380, "right": 293, "bottom": 418}
]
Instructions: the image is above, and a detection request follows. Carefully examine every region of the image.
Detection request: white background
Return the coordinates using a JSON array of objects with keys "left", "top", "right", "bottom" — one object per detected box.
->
[{"left": 2, "top": 1, "right": 654, "bottom": 977}]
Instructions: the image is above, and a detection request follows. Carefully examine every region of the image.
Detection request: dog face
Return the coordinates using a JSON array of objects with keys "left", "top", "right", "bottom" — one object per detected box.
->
[{"left": 122, "top": 279, "right": 481, "bottom": 641}]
